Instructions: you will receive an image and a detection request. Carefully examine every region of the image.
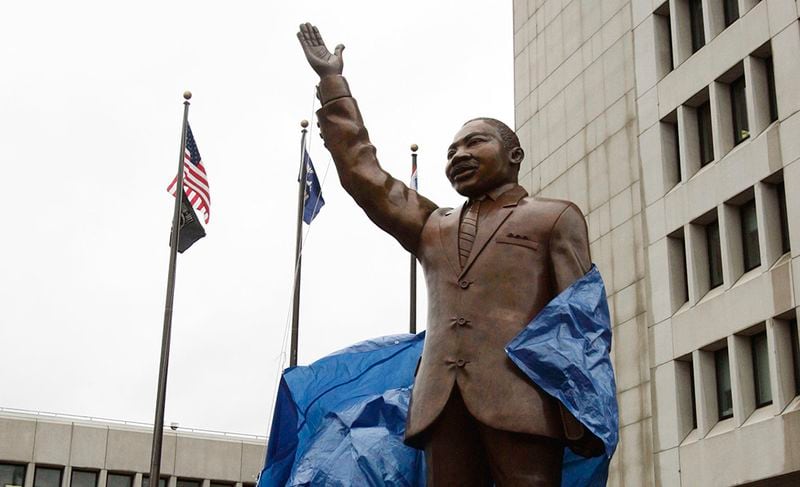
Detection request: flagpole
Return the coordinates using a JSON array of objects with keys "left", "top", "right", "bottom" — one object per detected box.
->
[
  {"left": 149, "top": 91, "right": 191, "bottom": 483},
  {"left": 290, "top": 120, "right": 309, "bottom": 367},
  {"left": 409, "top": 144, "right": 418, "bottom": 334}
]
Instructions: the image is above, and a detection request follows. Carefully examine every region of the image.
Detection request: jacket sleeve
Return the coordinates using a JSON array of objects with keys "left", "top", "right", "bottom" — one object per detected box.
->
[
  {"left": 315, "top": 76, "right": 438, "bottom": 255},
  {"left": 549, "top": 203, "right": 592, "bottom": 293},
  {"left": 549, "top": 203, "right": 605, "bottom": 457}
]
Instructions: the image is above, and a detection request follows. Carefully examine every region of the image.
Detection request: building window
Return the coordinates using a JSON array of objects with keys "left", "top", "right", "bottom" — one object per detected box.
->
[
  {"left": 731, "top": 76, "right": 750, "bottom": 145},
  {"left": 724, "top": 0, "right": 739, "bottom": 26},
  {"left": 655, "top": 2, "right": 674, "bottom": 74},
  {"left": 106, "top": 474, "right": 132, "bottom": 487},
  {"left": 34, "top": 467, "right": 62, "bottom": 487},
  {"left": 70, "top": 471, "right": 97, "bottom": 487},
  {"left": 715, "top": 347, "right": 734, "bottom": 419},
  {"left": 740, "top": 199, "right": 761, "bottom": 271},
  {"left": 698, "top": 101, "right": 715, "bottom": 166},
  {"left": 0, "top": 464, "right": 26, "bottom": 487},
  {"left": 210, "top": 483, "right": 233, "bottom": 487},
  {"left": 689, "top": 0, "right": 706, "bottom": 52},
  {"left": 766, "top": 57, "right": 778, "bottom": 122},
  {"left": 751, "top": 331, "right": 773, "bottom": 407},
  {"left": 791, "top": 319, "right": 800, "bottom": 395},
  {"left": 707, "top": 219, "right": 723, "bottom": 288},
  {"left": 777, "top": 182, "right": 790, "bottom": 254},
  {"left": 142, "top": 477, "right": 166, "bottom": 487},
  {"left": 177, "top": 480, "right": 200, "bottom": 487}
]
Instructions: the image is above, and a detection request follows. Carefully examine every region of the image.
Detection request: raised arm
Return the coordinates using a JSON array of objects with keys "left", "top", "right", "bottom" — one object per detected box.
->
[{"left": 297, "top": 23, "right": 438, "bottom": 254}]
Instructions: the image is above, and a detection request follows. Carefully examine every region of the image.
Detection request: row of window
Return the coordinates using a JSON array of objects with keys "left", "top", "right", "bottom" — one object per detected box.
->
[
  {"left": 677, "top": 316, "right": 800, "bottom": 439},
  {"left": 659, "top": 44, "right": 779, "bottom": 191},
  {"left": 666, "top": 173, "right": 790, "bottom": 311},
  {"left": 653, "top": 0, "right": 763, "bottom": 74},
  {"left": 0, "top": 465, "right": 252, "bottom": 487}
]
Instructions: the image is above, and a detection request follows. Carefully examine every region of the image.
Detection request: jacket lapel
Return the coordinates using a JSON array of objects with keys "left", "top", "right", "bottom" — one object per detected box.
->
[
  {"left": 459, "top": 185, "right": 527, "bottom": 279},
  {"left": 438, "top": 204, "right": 463, "bottom": 277}
]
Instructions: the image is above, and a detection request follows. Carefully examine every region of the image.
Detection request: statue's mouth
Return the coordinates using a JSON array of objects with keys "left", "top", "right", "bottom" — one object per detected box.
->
[{"left": 449, "top": 162, "right": 478, "bottom": 182}]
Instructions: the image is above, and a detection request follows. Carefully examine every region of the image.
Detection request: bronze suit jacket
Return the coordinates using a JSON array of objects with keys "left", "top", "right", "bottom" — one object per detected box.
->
[{"left": 316, "top": 76, "right": 599, "bottom": 454}]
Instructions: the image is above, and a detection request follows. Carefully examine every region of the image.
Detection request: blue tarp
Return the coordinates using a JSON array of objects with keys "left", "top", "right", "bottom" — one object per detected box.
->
[{"left": 258, "top": 266, "right": 618, "bottom": 486}]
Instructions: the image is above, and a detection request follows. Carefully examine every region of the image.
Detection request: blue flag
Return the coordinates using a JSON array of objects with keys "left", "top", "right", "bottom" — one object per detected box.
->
[
  {"left": 301, "top": 150, "right": 324, "bottom": 224},
  {"left": 259, "top": 267, "right": 618, "bottom": 486}
]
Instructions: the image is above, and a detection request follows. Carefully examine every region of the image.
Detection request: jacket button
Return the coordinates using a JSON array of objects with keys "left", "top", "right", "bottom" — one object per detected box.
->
[
  {"left": 459, "top": 280, "right": 470, "bottom": 289},
  {"left": 456, "top": 359, "right": 466, "bottom": 367},
  {"left": 456, "top": 317, "right": 466, "bottom": 326}
]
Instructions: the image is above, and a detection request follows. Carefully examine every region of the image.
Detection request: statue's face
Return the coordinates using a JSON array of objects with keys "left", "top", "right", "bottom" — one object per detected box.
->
[{"left": 446, "top": 120, "right": 521, "bottom": 198}]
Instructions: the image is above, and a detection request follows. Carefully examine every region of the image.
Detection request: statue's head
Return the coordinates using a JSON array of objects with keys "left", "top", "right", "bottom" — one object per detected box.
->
[{"left": 445, "top": 118, "right": 524, "bottom": 198}]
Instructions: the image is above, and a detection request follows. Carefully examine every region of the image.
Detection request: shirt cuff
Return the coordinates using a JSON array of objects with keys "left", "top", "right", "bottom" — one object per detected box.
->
[{"left": 317, "top": 75, "right": 351, "bottom": 105}]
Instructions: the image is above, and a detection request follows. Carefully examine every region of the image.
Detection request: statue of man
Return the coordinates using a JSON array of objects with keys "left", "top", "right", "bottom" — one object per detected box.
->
[{"left": 297, "top": 23, "right": 602, "bottom": 486}]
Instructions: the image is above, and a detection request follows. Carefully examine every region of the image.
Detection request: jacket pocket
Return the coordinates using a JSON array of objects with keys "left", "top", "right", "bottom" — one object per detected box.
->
[{"left": 495, "top": 235, "right": 540, "bottom": 250}]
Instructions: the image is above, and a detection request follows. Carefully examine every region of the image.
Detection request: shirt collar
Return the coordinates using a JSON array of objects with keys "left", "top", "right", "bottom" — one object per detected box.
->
[{"left": 470, "top": 182, "right": 524, "bottom": 203}]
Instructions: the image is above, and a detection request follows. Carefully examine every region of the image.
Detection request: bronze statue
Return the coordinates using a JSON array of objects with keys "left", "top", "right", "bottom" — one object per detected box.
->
[{"left": 297, "top": 23, "right": 602, "bottom": 486}]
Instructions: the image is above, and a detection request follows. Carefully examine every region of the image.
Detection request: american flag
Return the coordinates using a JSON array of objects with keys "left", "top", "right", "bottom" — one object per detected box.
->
[
  {"left": 410, "top": 156, "right": 418, "bottom": 191},
  {"left": 167, "top": 124, "right": 210, "bottom": 224}
]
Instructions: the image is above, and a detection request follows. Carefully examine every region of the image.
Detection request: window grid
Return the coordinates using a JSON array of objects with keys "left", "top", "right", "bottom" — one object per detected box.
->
[
  {"left": 689, "top": 0, "right": 706, "bottom": 53},
  {"left": 715, "top": 347, "right": 734, "bottom": 420},
  {"left": 740, "top": 199, "right": 761, "bottom": 271},
  {"left": 34, "top": 467, "right": 62, "bottom": 487},
  {"left": 707, "top": 219, "right": 724, "bottom": 289},
  {"left": 751, "top": 331, "right": 773, "bottom": 407},
  {"left": 730, "top": 75, "right": 750, "bottom": 145},
  {"left": 777, "top": 182, "right": 790, "bottom": 254},
  {"left": 723, "top": 0, "right": 739, "bottom": 27},
  {"left": 698, "top": 102, "right": 715, "bottom": 166}
]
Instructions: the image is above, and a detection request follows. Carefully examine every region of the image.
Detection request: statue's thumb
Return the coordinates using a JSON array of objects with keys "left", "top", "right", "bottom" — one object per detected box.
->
[{"left": 334, "top": 44, "right": 345, "bottom": 58}]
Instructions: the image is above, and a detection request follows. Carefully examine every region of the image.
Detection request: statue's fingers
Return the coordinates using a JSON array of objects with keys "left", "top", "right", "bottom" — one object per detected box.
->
[
  {"left": 299, "top": 23, "right": 315, "bottom": 45},
  {"left": 311, "top": 26, "right": 325, "bottom": 47}
]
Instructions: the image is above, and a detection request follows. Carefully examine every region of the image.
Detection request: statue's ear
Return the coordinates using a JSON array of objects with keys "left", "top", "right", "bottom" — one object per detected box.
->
[{"left": 509, "top": 146, "right": 524, "bottom": 166}]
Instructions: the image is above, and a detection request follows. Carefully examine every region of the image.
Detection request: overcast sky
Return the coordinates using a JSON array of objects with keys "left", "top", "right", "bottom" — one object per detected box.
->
[{"left": 0, "top": 1, "right": 512, "bottom": 437}]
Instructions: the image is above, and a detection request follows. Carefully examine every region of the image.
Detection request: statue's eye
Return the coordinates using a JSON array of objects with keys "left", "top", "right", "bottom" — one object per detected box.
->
[
  {"left": 447, "top": 149, "right": 456, "bottom": 159},
  {"left": 467, "top": 137, "right": 484, "bottom": 146}
]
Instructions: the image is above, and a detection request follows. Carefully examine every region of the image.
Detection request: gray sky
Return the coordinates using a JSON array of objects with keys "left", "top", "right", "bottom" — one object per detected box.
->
[{"left": 0, "top": 1, "right": 512, "bottom": 436}]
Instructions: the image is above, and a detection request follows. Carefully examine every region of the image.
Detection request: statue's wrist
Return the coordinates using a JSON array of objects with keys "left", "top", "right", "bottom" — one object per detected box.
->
[{"left": 317, "top": 75, "right": 351, "bottom": 105}]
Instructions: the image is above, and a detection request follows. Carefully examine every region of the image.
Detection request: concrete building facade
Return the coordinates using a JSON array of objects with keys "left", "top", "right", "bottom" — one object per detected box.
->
[
  {"left": 0, "top": 410, "right": 265, "bottom": 487},
  {"left": 514, "top": 0, "right": 800, "bottom": 485}
]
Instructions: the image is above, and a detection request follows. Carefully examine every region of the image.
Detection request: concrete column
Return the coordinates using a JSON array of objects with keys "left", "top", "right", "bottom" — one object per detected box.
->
[
  {"left": 677, "top": 105, "right": 700, "bottom": 179},
  {"left": 710, "top": 81, "right": 734, "bottom": 161},
  {"left": 133, "top": 473, "right": 142, "bottom": 487},
  {"left": 670, "top": 0, "right": 694, "bottom": 65},
  {"left": 693, "top": 349, "right": 718, "bottom": 435},
  {"left": 720, "top": 201, "right": 744, "bottom": 287},
  {"left": 98, "top": 471, "right": 108, "bottom": 487},
  {"left": 754, "top": 181, "right": 783, "bottom": 267},
  {"left": 772, "top": 21, "right": 800, "bottom": 121},
  {"left": 730, "top": 334, "right": 755, "bottom": 426},
  {"left": 24, "top": 463, "right": 35, "bottom": 487},
  {"left": 766, "top": 318, "right": 795, "bottom": 410},
  {"left": 62, "top": 467, "right": 71, "bottom": 487},
  {"left": 744, "top": 55, "right": 772, "bottom": 138},
  {"left": 702, "top": 0, "right": 726, "bottom": 40}
]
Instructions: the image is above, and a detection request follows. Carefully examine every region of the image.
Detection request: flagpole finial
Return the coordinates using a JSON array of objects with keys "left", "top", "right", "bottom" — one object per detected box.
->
[
  {"left": 300, "top": 120, "right": 309, "bottom": 129},
  {"left": 410, "top": 144, "right": 418, "bottom": 153},
  {"left": 183, "top": 91, "right": 192, "bottom": 100}
]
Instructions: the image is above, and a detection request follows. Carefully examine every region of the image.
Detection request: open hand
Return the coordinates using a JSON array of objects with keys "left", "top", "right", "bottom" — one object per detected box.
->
[{"left": 297, "top": 22, "right": 344, "bottom": 78}]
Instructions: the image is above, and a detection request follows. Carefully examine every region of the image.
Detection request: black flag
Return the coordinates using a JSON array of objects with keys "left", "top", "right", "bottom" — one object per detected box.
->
[{"left": 171, "top": 191, "right": 206, "bottom": 253}]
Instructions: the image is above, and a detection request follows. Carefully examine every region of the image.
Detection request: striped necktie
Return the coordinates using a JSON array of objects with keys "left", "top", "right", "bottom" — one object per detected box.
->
[{"left": 458, "top": 200, "right": 480, "bottom": 268}]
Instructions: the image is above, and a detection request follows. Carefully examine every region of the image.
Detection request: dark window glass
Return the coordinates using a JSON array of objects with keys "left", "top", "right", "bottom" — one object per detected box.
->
[
  {"left": 106, "top": 474, "right": 132, "bottom": 487},
  {"left": 0, "top": 464, "right": 26, "bottom": 487},
  {"left": 142, "top": 477, "right": 166, "bottom": 487},
  {"left": 689, "top": 361, "right": 698, "bottom": 429},
  {"left": 698, "top": 102, "right": 715, "bottom": 166},
  {"left": 766, "top": 57, "right": 779, "bottom": 122},
  {"left": 689, "top": 0, "right": 706, "bottom": 52},
  {"left": 731, "top": 76, "right": 750, "bottom": 145},
  {"left": 791, "top": 319, "right": 800, "bottom": 395},
  {"left": 34, "top": 468, "right": 62, "bottom": 487},
  {"left": 777, "top": 182, "right": 790, "bottom": 254},
  {"left": 666, "top": 14, "right": 675, "bottom": 71},
  {"left": 741, "top": 200, "right": 760, "bottom": 271},
  {"left": 724, "top": 0, "right": 739, "bottom": 26},
  {"left": 211, "top": 483, "right": 233, "bottom": 487},
  {"left": 680, "top": 239, "right": 689, "bottom": 303},
  {"left": 177, "top": 480, "right": 200, "bottom": 487},
  {"left": 752, "top": 332, "right": 773, "bottom": 407},
  {"left": 70, "top": 471, "right": 97, "bottom": 487},
  {"left": 707, "top": 219, "right": 723, "bottom": 288},
  {"left": 715, "top": 347, "right": 734, "bottom": 419}
]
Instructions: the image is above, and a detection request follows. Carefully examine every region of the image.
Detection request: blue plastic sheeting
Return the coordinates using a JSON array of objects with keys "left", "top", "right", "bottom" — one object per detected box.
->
[
  {"left": 258, "top": 266, "right": 618, "bottom": 486},
  {"left": 507, "top": 264, "right": 619, "bottom": 485},
  {"left": 258, "top": 334, "right": 425, "bottom": 486}
]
